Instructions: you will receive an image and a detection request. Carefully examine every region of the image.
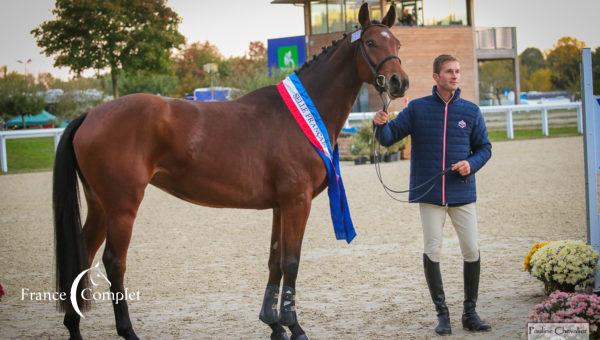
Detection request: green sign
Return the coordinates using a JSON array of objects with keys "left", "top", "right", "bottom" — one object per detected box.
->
[{"left": 277, "top": 45, "right": 299, "bottom": 70}]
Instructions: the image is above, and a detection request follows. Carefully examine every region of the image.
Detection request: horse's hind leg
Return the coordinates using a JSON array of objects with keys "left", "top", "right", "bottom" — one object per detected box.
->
[
  {"left": 101, "top": 188, "right": 145, "bottom": 340},
  {"left": 260, "top": 208, "right": 289, "bottom": 340},
  {"left": 63, "top": 187, "right": 107, "bottom": 339},
  {"left": 279, "top": 196, "right": 311, "bottom": 340}
]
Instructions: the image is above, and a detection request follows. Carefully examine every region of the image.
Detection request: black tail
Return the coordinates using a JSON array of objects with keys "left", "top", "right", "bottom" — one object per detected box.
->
[{"left": 53, "top": 113, "right": 89, "bottom": 312}]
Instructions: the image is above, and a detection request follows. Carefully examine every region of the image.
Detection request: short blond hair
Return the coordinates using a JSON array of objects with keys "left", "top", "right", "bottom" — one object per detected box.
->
[{"left": 433, "top": 55, "right": 459, "bottom": 74}]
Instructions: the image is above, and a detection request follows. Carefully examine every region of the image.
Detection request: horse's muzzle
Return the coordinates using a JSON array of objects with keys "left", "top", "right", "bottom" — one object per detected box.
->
[{"left": 388, "top": 73, "right": 409, "bottom": 98}]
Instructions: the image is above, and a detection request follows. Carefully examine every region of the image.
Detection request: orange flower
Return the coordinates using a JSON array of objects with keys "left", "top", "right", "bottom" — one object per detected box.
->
[{"left": 524, "top": 241, "right": 550, "bottom": 272}]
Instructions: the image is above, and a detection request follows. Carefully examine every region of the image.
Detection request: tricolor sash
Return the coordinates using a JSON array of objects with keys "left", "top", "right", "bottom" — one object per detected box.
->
[{"left": 276, "top": 73, "right": 356, "bottom": 243}]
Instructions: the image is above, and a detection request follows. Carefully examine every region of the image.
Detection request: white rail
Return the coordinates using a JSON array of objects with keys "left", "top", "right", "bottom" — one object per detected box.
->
[
  {"left": 0, "top": 128, "right": 64, "bottom": 173},
  {"left": 347, "top": 102, "right": 582, "bottom": 140},
  {"left": 0, "top": 102, "right": 584, "bottom": 173},
  {"left": 479, "top": 102, "right": 582, "bottom": 139}
]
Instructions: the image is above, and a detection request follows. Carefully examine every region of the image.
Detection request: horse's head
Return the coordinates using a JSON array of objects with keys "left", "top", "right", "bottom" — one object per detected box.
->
[{"left": 355, "top": 3, "right": 409, "bottom": 99}]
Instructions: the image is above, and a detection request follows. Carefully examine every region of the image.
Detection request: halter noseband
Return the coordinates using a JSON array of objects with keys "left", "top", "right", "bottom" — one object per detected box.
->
[{"left": 357, "top": 24, "right": 401, "bottom": 94}]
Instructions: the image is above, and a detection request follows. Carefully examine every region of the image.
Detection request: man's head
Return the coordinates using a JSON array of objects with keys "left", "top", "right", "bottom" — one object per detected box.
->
[{"left": 432, "top": 54, "right": 460, "bottom": 92}]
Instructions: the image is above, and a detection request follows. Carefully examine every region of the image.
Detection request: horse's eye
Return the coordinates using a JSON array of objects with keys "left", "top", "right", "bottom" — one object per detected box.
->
[{"left": 366, "top": 40, "right": 375, "bottom": 47}]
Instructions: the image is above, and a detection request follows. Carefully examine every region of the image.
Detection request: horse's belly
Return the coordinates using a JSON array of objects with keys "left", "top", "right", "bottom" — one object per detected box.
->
[{"left": 149, "top": 170, "right": 276, "bottom": 209}]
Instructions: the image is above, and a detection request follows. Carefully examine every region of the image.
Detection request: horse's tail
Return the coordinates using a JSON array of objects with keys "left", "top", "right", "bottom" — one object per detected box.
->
[{"left": 53, "top": 113, "right": 90, "bottom": 312}]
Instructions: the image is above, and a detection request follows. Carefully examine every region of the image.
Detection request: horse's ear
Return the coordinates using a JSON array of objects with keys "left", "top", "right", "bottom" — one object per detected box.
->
[
  {"left": 381, "top": 4, "right": 396, "bottom": 28},
  {"left": 358, "top": 2, "right": 370, "bottom": 28}
]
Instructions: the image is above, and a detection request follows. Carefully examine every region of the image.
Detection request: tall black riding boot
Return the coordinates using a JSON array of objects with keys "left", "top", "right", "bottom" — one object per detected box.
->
[
  {"left": 423, "top": 254, "right": 452, "bottom": 336},
  {"left": 462, "top": 256, "right": 491, "bottom": 332}
]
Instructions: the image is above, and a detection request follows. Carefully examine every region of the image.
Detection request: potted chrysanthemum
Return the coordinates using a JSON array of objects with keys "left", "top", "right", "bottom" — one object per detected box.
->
[
  {"left": 528, "top": 291, "right": 600, "bottom": 337},
  {"left": 529, "top": 240, "right": 599, "bottom": 294}
]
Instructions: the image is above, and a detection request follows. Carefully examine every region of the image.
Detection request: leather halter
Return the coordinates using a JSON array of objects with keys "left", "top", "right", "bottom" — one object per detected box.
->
[{"left": 357, "top": 24, "right": 401, "bottom": 94}]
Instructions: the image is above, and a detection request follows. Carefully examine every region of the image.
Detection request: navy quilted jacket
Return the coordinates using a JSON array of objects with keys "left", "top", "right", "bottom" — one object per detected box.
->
[{"left": 375, "top": 86, "right": 492, "bottom": 205}]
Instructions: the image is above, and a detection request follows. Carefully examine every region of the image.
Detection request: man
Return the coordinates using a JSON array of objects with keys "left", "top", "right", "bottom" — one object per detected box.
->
[
  {"left": 373, "top": 55, "right": 492, "bottom": 335},
  {"left": 399, "top": 7, "right": 415, "bottom": 26}
]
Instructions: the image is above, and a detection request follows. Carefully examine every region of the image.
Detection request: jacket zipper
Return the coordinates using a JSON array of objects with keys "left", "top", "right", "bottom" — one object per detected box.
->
[
  {"left": 436, "top": 91, "right": 452, "bottom": 205},
  {"left": 442, "top": 102, "right": 448, "bottom": 204}
]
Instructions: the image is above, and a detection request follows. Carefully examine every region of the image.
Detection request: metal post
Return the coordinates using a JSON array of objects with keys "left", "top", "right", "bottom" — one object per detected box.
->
[
  {"left": 506, "top": 110, "right": 514, "bottom": 139},
  {"left": 54, "top": 132, "right": 62, "bottom": 151},
  {"left": 0, "top": 135, "right": 7, "bottom": 173},
  {"left": 581, "top": 48, "right": 600, "bottom": 293},
  {"left": 577, "top": 103, "right": 583, "bottom": 134},
  {"left": 512, "top": 28, "right": 521, "bottom": 105},
  {"left": 541, "top": 108, "right": 549, "bottom": 136}
]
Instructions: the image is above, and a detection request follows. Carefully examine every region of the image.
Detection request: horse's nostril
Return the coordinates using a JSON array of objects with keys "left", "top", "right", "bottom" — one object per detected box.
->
[{"left": 389, "top": 74, "right": 401, "bottom": 88}]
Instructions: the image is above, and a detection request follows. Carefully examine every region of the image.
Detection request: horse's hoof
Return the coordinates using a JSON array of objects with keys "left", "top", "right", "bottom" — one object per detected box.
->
[
  {"left": 271, "top": 330, "right": 290, "bottom": 340},
  {"left": 291, "top": 334, "right": 309, "bottom": 340},
  {"left": 117, "top": 329, "right": 139, "bottom": 340}
]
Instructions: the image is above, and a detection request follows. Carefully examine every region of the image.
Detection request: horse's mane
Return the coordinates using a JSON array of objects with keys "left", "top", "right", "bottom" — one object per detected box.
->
[{"left": 296, "top": 20, "right": 382, "bottom": 75}]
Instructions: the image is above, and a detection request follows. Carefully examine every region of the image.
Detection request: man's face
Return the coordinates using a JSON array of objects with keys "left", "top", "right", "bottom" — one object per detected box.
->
[{"left": 433, "top": 61, "right": 460, "bottom": 92}]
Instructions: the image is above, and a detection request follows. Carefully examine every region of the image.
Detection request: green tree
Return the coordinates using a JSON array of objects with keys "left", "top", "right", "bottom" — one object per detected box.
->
[
  {"left": 593, "top": 46, "right": 600, "bottom": 95},
  {"left": 174, "top": 41, "right": 225, "bottom": 97},
  {"left": 527, "top": 68, "right": 554, "bottom": 92},
  {"left": 478, "top": 60, "right": 514, "bottom": 104},
  {"left": 32, "top": 0, "right": 185, "bottom": 98},
  {"left": 520, "top": 47, "right": 546, "bottom": 77},
  {"left": 546, "top": 37, "right": 586, "bottom": 97},
  {"left": 221, "top": 41, "right": 285, "bottom": 97},
  {"left": 120, "top": 70, "right": 178, "bottom": 96},
  {"left": 0, "top": 72, "right": 45, "bottom": 126}
]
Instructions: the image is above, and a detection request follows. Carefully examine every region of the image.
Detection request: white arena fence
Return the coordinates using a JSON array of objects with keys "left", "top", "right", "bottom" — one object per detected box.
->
[
  {"left": 0, "top": 128, "right": 64, "bottom": 173},
  {"left": 347, "top": 102, "right": 582, "bottom": 140},
  {"left": 0, "top": 102, "right": 582, "bottom": 173}
]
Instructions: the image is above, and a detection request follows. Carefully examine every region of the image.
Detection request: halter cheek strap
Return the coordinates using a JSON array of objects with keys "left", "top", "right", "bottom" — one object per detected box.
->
[{"left": 357, "top": 24, "right": 401, "bottom": 94}]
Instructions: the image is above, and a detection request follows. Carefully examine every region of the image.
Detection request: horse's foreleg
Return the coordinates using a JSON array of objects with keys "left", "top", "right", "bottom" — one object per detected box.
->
[
  {"left": 260, "top": 208, "right": 289, "bottom": 339},
  {"left": 279, "top": 196, "right": 311, "bottom": 340},
  {"left": 103, "top": 208, "right": 140, "bottom": 340}
]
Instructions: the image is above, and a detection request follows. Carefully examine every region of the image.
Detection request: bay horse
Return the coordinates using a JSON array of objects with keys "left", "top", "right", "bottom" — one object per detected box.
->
[{"left": 53, "top": 3, "right": 408, "bottom": 339}]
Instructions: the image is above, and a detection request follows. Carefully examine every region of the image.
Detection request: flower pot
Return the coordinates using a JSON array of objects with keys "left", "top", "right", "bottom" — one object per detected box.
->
[
  {"left": 544, "top": 281, "right": 576, "bottom": 295},
  {"left": 370, "top": 155, "right": 383, "bottom": 163},
  {"left": 354, "top": 156, "right": 368, "bottom": 165}
]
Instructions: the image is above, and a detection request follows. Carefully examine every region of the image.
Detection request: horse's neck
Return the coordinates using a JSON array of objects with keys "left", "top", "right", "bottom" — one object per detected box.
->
[{"left": 296, "top": 43, "right": 363, "bottom": 145}]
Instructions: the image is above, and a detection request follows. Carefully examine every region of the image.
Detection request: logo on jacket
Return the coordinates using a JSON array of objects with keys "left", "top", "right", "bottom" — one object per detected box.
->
[{"left": 458, "top": 120, "right": 466, "bottom": 129}]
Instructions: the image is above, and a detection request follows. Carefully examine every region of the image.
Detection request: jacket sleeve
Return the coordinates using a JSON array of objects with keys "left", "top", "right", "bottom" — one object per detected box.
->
[
  {"left": 466, "top": 108, "right": 492, "bottom": 174},
  {"left": 374, "top": 103, "right": 413, "bottom": 147}
]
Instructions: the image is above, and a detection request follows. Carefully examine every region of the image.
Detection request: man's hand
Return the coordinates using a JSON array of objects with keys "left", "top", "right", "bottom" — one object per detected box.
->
[
  {"left": 373, "top": 110, "right": 389, "bottom": 125},
  {"left": 451, "top": 160, "right": 471, "bottom": 176}
]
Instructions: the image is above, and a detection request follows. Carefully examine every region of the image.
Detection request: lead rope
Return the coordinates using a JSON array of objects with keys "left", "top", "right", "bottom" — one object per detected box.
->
[{"left": 371, "top": 91, "right": 450, "bottom": 203}]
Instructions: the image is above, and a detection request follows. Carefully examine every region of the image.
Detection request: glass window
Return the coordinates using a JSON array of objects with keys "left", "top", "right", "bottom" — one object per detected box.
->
[
  {"left": 367, "top": 0, "right": 382, "bottom": 22},
  {"left": 345, "top": 1, "right": 360, "bottom": 30},
  {"left": 396, "top": 0, "right": 423, "bottom": 26},
  {"left": 327, "top": 0, "right": 345, "bottom": 33},
  {"left": 345, "top": 0, "right": 382, "bottom": 29},
  {"left": 422, "top": 0, "right": 468, "bottom": 26},
  {"left": 311, "top": 1, "right": 328, "bottom": 34},
  {"left": 311, "top": 0, "right": 388, "bottom": 35}
]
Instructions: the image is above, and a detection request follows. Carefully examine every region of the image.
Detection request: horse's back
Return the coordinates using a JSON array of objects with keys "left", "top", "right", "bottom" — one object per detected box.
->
[{"left": 72, "top": 91, "right": 325, "bottom": 209}]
